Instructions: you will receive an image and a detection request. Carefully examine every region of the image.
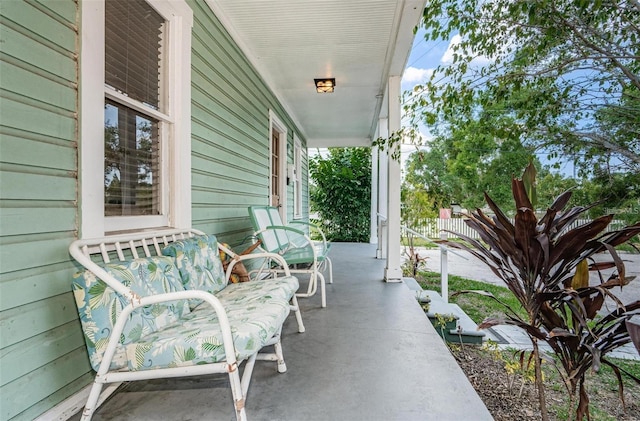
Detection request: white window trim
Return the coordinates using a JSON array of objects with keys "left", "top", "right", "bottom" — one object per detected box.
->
[
  {"left": 79, "top": 0, "right": 192, "bottom": 238},
  {"left": 268, "top": 110, "right": 288, "bottom": 223},
  {"left": 293, "top": 136, "right": 302, "bottom": 219}
]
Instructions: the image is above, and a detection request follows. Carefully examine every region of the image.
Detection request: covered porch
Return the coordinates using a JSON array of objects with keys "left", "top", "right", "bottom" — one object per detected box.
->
[{"left": 69, "top": 243, "right": 491, "bottom": 420}]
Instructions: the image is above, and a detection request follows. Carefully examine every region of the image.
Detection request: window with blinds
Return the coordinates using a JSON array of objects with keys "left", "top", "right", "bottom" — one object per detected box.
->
[{"left": 104, "top": 0, "right": 165, "bottom": 217}]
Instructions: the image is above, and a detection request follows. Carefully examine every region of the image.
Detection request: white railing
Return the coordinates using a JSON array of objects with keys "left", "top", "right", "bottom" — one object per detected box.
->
[{"left": 410, "top": 218, "right": 628, "bottom": 240}]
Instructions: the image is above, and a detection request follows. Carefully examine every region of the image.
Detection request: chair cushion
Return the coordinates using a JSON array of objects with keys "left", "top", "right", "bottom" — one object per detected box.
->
[
  {"left": 162, "top": 234, "right": 227, "bottom": 295},
  {"left": 72, "top": 256, "right": 190, "bottom": 371},
  {"left": 122, "top": 291, "right": 292, "bottom": 370},
  {"left": 215, "top": 275, "right": 299, "bottom": 305}
]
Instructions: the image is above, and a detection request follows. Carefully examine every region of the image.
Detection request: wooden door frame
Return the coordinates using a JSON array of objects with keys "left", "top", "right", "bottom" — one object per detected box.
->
[{"left": 269, "top": 110, "right": 288, "bottom": 223}]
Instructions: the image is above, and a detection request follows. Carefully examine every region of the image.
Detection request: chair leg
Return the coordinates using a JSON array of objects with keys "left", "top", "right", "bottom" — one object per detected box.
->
[
  {"left": 325, "top": 257, "right": 333, "bottom": 284},
  {"left": 80, "top": 379, "right": 105, "bottom": 420},
  {"left": 290, "top": 295, "right": 306, "bottom": 333},
  {"left": 318, "top": 272, "right": 326, "bottom": 308}
]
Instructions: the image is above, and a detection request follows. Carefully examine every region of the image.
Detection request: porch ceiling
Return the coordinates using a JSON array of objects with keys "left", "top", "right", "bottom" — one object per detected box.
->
[{"left": 205, "top": 0, "right": 425, "bottom": 148}]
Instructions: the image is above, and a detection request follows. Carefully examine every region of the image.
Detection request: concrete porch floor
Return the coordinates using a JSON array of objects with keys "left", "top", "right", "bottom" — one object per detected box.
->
[{"left": 70, "top": 243, "right": 492, "bottom": 421}]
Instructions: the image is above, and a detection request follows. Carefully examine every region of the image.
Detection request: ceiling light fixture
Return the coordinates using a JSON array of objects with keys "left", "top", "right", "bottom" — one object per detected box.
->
[{"left": 314, "top": 78, "right": 336, "bottom": 93}]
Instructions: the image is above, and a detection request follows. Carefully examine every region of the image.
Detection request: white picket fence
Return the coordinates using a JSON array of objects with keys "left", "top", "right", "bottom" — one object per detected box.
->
[{"left": 410, "top": 218, "right": 628, "bottom": 240}]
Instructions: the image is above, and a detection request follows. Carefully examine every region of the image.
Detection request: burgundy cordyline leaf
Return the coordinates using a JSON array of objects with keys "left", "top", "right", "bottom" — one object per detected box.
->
[
  {"left": 478, "top": 317, "right": 504, "bottom": 329},
  {"left": 549, "top": 327, "right": 578, "bottom": 338},
  {"left": 483, "top": 192, "right": 515, "bottom": 236},
  {"left": 550, "top": 206, "right": 589, "bottom": 239},
  {"left": 537, "top": 190, "right": 572, "bottom": 234},
  {"left": 512, "top": 178, "right": 533, "bottom": 210},
  {"left": 549, "top": 190, "right": 573, "bottom": 213},
  {"left": 599, "top": 222, "right": 640, "bottom": 247},
  {"left": 589, "top": 261, "right": 617, "bottom": 271},
  {"left": 580, "top": 289, "right": 605, "bottom": 320},
  {"left": 599, "top": 276, "right": 631, "bottom": 289},
  {"left": 548, "top": 215, "right": 614, "bottom": 268},
  {"left": 539, "top": 299, "right": 566, "bottom": 329},
  {"left": 603, "top": 243, "right": 625, "bottom": 282},
  {"left": 514, "top": 208, "right": 537, "bottom": 259}
]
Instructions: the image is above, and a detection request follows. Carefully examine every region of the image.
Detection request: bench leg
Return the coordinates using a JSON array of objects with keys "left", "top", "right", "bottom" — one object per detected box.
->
[
  {"left": 290, "top": 295, "right": 306, "bottom": 333},
  {"left": 228, "top": 362, "right": 248, "bottom": 421},
  {"left": 80, "top": 378, "right": 105, "bottom": 420},
  {"left": 274, "top": 338, "right": 287, "bottom": 373}
]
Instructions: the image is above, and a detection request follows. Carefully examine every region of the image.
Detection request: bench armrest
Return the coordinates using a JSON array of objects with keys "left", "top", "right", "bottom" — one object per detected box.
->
[
  {"left": 96, "top": 289, "right": 238, "bottom": 376},
  {"left": 220, "top": 244, "right": 293, "bottom": 280}
]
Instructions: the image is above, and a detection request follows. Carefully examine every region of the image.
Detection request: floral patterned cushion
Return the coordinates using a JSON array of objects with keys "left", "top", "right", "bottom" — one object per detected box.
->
[
  {"left": 215, "top": 276, "right": 299, "bottom": 306},
  {"left": 72, "top": 256, "right": 190, "bottom": 371},
  {"left": 162, "top": 234, "right": 227, "bottom": 296},
  {"left": 123, "top": 293, "right": 291, "bottom": 370}
]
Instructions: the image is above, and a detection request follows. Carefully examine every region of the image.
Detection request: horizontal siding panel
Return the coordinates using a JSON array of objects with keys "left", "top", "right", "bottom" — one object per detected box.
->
[
  {"left": 0, "top": 133, "right": 76, "bottom": 171},
  {"left": 191, "top": 188, "right": 266, "bottom": 208},
  {"left": 191, "top": 50, "right": 264, "bottom": 123},
  {"left": 191, "top": 106, "right": 265, "bottom": 156},
  {"left": 0, "top": 203, "right": 76, "bottom": 236},
  {"left": 191, "top": 122, "right": 265, "bottom": 166},
  {"left": 0, "top": 234, "right": 75, "bottom": 274},
  {"left": 191, "top": 204, "right": 254, "bottom": 220},
  {"left": 0, "top": 96, "right": 76, "bottom": 141},
  {"left": 0, "top": 170, "right": 75, "bottom": 201},
  {"left": 0, "top": 23, "right": 76, "bottom": 82},
  {"left": 0, "top": 263, "right": 78, "bottom": 311},
  {"left": 192, "top": 154, "right": 264, "bottom": 183},
  {"left": 1, "top": 0, "right": 76, "bottom": 53},
  {"left": 0, "top": 292, "right": 78, "bottom": 349},
  {"left": 0, "top": 60, "right": 76, "bottom": 113},
  {"left": 0, "top": 320, "right": 86, "bottom": 387},
  {"left": 11, "top": 373, "right": 93, "bottom": 421},
  {"left": 192, "top": 174, "right": 264, "bottom": 198},
  {"left": 190, "top": 5, "right": 272, "bottom": 107},
  {"left": 33, "top": 0, "right": 78, "bottom": 23},
  {"left": 1, "top": 348, "right": 90, "bottom": 420},
  {"left": 191, "top": 84, "right": 264, "bottom": 146}
]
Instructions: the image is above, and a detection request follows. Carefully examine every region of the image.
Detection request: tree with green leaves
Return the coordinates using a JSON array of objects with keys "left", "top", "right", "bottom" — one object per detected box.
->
[
  {"left": 406, "top": 0, "right": 639, "bottom": 178},
  {"left": 309, "top": 148, "right": 371, "bottom": 242}
]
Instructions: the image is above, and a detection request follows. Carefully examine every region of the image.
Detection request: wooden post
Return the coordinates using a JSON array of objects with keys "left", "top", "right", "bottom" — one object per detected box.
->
[{"left": 440, "top": 231, "right": 448, "bottom": 303}]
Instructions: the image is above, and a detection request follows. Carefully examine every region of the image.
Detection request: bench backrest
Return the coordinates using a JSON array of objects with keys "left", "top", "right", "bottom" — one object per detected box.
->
[{"left": 69, "top": 229, "right": 231, "bottom": 371}]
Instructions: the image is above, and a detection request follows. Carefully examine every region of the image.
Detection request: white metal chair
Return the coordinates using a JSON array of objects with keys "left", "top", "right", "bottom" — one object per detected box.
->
[{"left": 248, "top": 206, "right": 333, "bottom": 307}]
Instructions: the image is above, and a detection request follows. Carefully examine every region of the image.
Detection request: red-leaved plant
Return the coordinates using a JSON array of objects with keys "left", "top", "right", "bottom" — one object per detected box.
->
[{"left": 442, "top": 163, "right": 640, "bottom": 420}]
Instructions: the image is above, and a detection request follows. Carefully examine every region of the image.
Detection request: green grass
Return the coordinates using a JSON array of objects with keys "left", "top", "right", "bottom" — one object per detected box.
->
[{"left": 416, "top": 270, "right": 528, "bottom": 323}]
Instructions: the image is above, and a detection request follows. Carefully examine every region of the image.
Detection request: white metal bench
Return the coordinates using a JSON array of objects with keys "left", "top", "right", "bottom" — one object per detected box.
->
[{"left": 69, "top": 229, "right": 304, "bottom": 420}]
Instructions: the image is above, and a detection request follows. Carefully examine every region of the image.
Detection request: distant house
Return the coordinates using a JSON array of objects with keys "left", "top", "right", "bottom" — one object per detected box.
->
[{"left": 0, "top": 0, "right": 424, "bottom": 418}]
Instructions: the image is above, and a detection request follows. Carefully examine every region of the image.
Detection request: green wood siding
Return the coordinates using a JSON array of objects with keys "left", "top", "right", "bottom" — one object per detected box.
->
[
  {"left": 0, "top": 1, "right": 82, "bottom": 419},
  {"left": 0, "top": 0, "right": 309, "bottom": 418},
  {"left": 188, "top": 0, "right": 309, "bottom": 246}
]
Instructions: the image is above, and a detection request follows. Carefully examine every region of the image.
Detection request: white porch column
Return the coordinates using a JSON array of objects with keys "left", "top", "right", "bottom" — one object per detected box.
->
[
  {"left": 370, "top": 144, "right": 379, "bottom": 244},
  {"left": 376, "top": 118, "right": 388, "bottom": 259},
  {"left": 384, "top": 76, "right": 403, "bottom": 282}
]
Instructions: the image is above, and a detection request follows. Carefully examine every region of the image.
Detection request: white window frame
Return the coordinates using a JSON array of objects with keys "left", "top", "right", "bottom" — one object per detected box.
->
[
  {"left": 79, "top": 0, "right": 193, "bottom": 237},
  {"left": 268, "top": 110, "right": 288, "bottom": 223},
  {"left": 293, "top": 136, "right": 303, "bottom": 219}
]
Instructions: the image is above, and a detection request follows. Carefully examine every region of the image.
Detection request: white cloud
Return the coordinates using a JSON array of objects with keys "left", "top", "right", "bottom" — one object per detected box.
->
[
  {"left": 441, "top": 34, "right": 462, "bottom": 64},
  {"left": 402, "top": 66, "right": 433, "bottom": 84},
  {"left": 441, "top": 34, "right": 494, "bottom": 66}
]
